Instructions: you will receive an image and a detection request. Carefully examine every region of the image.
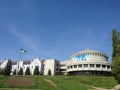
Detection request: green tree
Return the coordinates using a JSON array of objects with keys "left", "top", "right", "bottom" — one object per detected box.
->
[
  {"left": 112, "top": 29, "right": 118, "bottom": 57},
  {"left": 34, "top": 66, "right": 39, "bottom": 75},
  {"left": 3, "top": 59, "right": 12, "bottom": 75},
  {"left": 25, "top": 67, "right": 31, "bottom": 75},
  {"left": 0, "top": 68, "right": 3, "bottom": 75},
  {"left": 18, "top": 68, "right": 23, "bottom": 75},
  {"left": 48, "top": 69, "right": 51, "bottom": 75},
  {"left": 112, "top": 56, "right": 120, "bottom": 83},
  {"left": 13, "top": 69, "right": 16, "bottom": 75},
  {"left": 112, "top": 29, "right": 120, "bottom": 83}
]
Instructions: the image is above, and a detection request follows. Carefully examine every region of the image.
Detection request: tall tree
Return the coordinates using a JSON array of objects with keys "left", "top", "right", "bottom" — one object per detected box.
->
[
  {"left": 3, "top": 59, "right": 12, "bottom": 75},
  {"left": 25, "top": 67, "right": 31, "bottom": 75},
  {"left": 18, "top": 68, "right": 23, "bottom": 75},
  {"left": 13, "top": 69, "right": 16, "bottom": 75},
  {"left": 112, "top": 29, "right": 118, "bottom": 57},
  {"left": 34, "top": 66, "right": 39, "bottom": 75},
  {"left": 112, "top": 29, "right": 120, "bottom": 83},
  {"left": 0, "top": 68, "right": 3, "bottom": 75}
]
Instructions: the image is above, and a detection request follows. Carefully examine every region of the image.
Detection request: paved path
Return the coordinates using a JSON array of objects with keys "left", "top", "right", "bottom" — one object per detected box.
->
[
  {"left": 88, "top": 84, "right": 120, "bottom": 90},
  {"left": 44, "top": 78, "right": 57, "bottom": 88}
]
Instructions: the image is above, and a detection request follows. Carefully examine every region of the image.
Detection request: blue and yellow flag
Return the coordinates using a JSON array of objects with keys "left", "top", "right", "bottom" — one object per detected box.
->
[{"left": 20, "top": 49, "right": 26, "bottom": 53}]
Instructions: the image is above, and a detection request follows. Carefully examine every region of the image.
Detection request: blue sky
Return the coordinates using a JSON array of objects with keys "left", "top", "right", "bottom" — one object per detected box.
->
[{"left": 0, "top": 0, "right": 120, "bottom": 61}]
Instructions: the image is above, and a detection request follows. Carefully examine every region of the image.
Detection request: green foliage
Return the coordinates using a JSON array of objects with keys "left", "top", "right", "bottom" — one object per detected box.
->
[
  {"left": 0, "top": 68, "right": 3, "bottom": 75},
  {"left": 112, "top": 29, "right": 120, "bottom": 83},
  {"left": 18, "top": 68, "right": 23, "bottom": 75},
  {"left": 112, "top": 29, "right": 118, "bottom": 57},
  {"left": 13, "top": 69, "right": 16, "bottom": 75},
  {"left": 48, "top": 69, "right": 51, "bottom": 75},
  {"left": 3, "top": 59, "right": 12, "bottom": 75},
  {"left": 25, "top": 67, "right": 31, "bottom": 75},
  {"left": 112, "top": 57, "right": 120, "bottom": 83},
  {"left": 34, "top": 66, "right": 39, "bottom": 75}
]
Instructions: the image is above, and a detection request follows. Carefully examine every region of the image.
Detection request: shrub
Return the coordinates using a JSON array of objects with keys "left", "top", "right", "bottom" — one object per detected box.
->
[
  {"left": 3, "top": 59, "right": 12, "bottom": 75},
  {"left": 18, "top": 68, "right": 23, "bottom": 75},
  {"left": 34, "top": 66, "right": 39, "bottom": 75},
  {"left": 25, "top": 67, "right": 31, "bottom": 75}
]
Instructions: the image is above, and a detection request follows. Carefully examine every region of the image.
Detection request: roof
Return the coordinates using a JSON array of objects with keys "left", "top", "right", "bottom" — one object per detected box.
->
[
  {"left": 23, "top": 60, "right": 31, "bottom": 65},
  {"left": 71, "top": 49, "right": 108, "bottom": 58},
  {"left": 12, "top": 61, "right": 17, "bottom": 65}
]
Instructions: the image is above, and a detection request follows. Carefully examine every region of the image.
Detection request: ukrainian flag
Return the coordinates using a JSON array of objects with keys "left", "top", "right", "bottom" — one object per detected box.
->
[{"left": 20, "top": 49, "right": 26, "bottom": 53}]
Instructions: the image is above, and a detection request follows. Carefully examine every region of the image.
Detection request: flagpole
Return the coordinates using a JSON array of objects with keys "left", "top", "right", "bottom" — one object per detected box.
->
[
  {"left": 16, "top": 49, "right": 26, "bottom": 76},
  {"left": 16, "top": 51, "right": 22, "bottom": 76}
]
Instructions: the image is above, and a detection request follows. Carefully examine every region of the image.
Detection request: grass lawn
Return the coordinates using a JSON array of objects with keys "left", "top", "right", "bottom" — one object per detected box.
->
[
  {"left": 0, "top": 75, "right": 118, "bottom": 90},
  {"left": 46, "top": 76, "right": 118, "bottom": 89}
]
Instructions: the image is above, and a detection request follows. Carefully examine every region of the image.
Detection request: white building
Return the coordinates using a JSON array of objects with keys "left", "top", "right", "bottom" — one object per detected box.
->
[
  {"left": 0, "top": 49, "right": 112, "bottom": 76},
  {"left": 11, "top": 57, "right": 43, "bottom": 75},
  {"left": 43, "top": 59, "right": 60, "bottom": 76},
  {"left": 30, "top": 57, "right": 43, "bottom": 75},
  {"left": 60, "top": 49, "right": 111, "bottom": 75},
  {"left": 0, "top": 59, "right": 9, "bottom": 69}
]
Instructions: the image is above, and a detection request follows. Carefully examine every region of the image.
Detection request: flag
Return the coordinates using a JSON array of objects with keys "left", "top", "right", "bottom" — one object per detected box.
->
[{"left": 20, "top": 49, "right": 26, "bottom": 53}]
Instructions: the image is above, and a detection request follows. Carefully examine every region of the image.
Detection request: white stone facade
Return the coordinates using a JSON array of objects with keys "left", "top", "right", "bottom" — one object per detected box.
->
[
  {"left": 11, "top": 57, "right": 43, "bottom": 75},
  {"left": 0, "top": 59, "right": 8, "bottom": 69},
  {"left": 43, "top": 59, "right": 60, "bottom": 76}
]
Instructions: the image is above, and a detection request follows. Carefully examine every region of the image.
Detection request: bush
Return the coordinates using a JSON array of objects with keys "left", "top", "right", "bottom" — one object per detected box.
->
[
  {"left": 25, "top": 67, "right": 31, "bottom": 75},
  {"left": 18, "top": 68, "right": 23, "bottom": 75},
  {"left": 0, "top": 68, "right": 3, "bottom": 75},
  {"left": 13, "top": 69, "right": 16, "bottom": 75},
  {"left": 3, "top": 59, "right": 12, "bottom": 75},
  {"left": 34, "top": 66, "right": 39, "bottom": 75},
  {"left": 112, "top": 57, "right": 120, "bottom": 83}
]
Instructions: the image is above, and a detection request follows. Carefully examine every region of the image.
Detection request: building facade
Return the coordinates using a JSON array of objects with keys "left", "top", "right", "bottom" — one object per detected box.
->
[
  {"left": 60, "top": 49, "right": 111, "bottom": 75},
  {"left": 11, "top": 57, "right": 43, "bottom": 75},
  {"left": 43, "top": 59, "right": 60, "bottom": 76},
  {"left": 0, "top": 49, "right": 112, "bottom": 76}
]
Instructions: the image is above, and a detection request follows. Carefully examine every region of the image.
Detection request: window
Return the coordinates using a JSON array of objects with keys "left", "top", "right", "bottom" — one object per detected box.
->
[
  {"left": 78, "top": 64, "right": 82, "bottom": 68},
  {"left": 90, "top": 64, "right": 94, "bottom": 68},
  {"left": 84, "top": 64, "right": 88, "bottom": 68},
  {"left": 74, "top": 65, "right": 77, "bottom": 68},
  {"left": 67, "top": 66, "right": 70, "bottom": 69},
  {"left": 102, "top": 65, "right": 106, "bottom": 68},
  {"left": 56, "top": 68, "right": 59, "bottom": 71},
  {"left": 60, "top": 69, "right": 66, "bottom": 71},
  {"left": 96, "top": 64, "right": 100, "bottom": 68},
  {"left": 56, "top": 64, "right": 59, "bottom": 66},
  {"left": 70, "top": 66, "right": 73, "bottom": 68},
  {"left": 107, "top": 65, "right": 110, "bottom": 69}
]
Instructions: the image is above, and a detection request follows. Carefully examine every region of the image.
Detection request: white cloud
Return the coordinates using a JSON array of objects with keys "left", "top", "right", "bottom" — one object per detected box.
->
[{"left": 10, "top": 28, "right": 40, "bottom": 52}]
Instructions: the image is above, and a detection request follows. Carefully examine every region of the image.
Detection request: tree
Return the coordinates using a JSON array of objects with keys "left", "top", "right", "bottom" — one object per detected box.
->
[
  {"left": 25, "top": 67, "right": 31, "bottom": 75},
  {"left": 34, "top": 66, "right": 39, "bottom": 75},
  {"left": 0, "top": 68, "right": 3, "bottom": 75},
  {"left": 3, "top": 59, "right": 12, "bottom": 75},
  {"left": 48, "top": 69, "right": 51, "bottom": 75},
  {"left": 112, "top": 29, "right": 120, "bottom": 83},
  {"left": 112, "top": 57, "right": 120, "bottom": 83},
  {"left": 13, "top": 69, "right": 16, "bottom": 75},
  {"left": 18, "top": 68, "right": 23, "bottom": 75},
  {"left": 112, "top": 29, "right": 118, "bottom": 57}
]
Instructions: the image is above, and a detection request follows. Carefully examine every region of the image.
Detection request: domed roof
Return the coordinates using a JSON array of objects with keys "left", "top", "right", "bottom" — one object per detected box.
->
[{"left": 71, "top": 49, "right": 108, "bottom": 58}]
